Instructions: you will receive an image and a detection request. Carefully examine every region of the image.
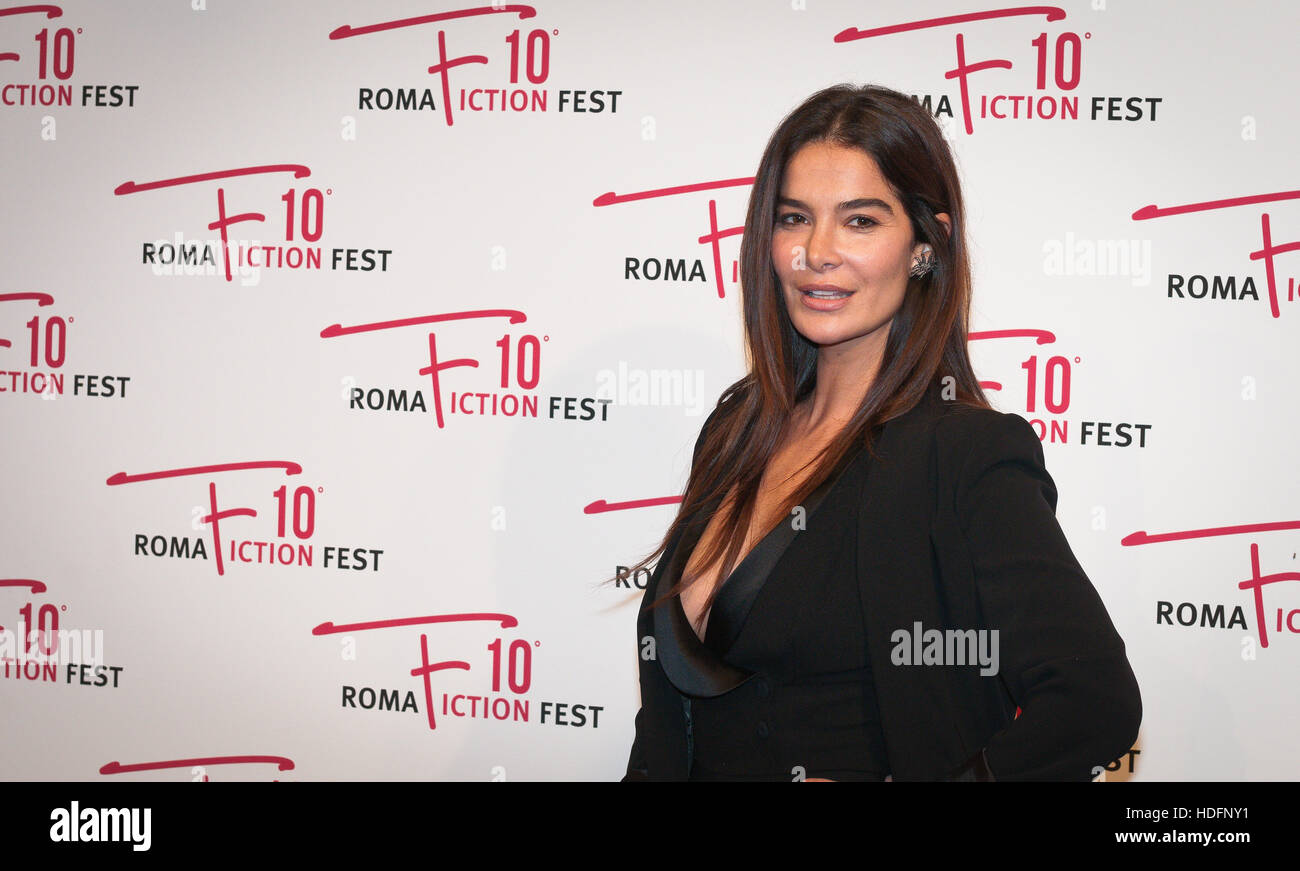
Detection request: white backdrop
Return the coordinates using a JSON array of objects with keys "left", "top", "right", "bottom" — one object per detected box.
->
[{"left": 1, "top": 0, "right": 1295, "bottom": 781}]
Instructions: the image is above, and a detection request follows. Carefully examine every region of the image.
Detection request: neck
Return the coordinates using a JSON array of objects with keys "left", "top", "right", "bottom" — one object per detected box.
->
[{"left": 797, "top": 330, "right": 887, "bottom": 433}]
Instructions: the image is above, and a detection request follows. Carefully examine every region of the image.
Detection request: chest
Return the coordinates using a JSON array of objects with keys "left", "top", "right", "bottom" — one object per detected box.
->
[{"left": 678, "top": 437, "right": 841, "bottom": 639}]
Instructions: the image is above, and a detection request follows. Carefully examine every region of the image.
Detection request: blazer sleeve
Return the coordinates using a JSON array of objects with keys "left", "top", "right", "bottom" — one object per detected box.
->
[
  {"left": 623, "top": 402, "right": 724, "bottom": 781},
  {"left": 949, "top": 411, "right": 1141, "bottom": 781}
]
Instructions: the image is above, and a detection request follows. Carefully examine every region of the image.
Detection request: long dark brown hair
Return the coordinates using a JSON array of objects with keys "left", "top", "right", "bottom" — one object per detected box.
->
[{"left": 624, "top": 83, "right": 989, "bottom": 625}]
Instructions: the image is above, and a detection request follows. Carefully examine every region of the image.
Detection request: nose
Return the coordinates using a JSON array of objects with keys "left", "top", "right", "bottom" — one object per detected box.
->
[{"left": 803, "top": 219, "right": 841, "bottom": 271}]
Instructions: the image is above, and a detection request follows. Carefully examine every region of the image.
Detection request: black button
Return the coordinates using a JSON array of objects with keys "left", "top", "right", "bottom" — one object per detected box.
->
[
  {"left": 757, "top": 721, "right": 771, "bottom": 738},
  {"left": 755, "top": 677, "right": 770, "bottom": 698}
]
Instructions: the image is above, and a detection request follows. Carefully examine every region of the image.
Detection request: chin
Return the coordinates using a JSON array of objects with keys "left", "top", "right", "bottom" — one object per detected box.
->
[
  {"left": 791, "top": 315, "right": 891, "bottom": 352},
  {"left": 792, "top": 322, "right": 857, "bottom": 347}
]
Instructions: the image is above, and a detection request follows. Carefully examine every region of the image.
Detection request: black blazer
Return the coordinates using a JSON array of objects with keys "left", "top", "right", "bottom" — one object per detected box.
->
[{"left": 625, "top": 380, "right": 1142, "bottom": 781}]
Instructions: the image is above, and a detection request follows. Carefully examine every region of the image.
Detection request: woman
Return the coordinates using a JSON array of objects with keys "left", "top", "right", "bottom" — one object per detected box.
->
[{"left": 622, "top": 84, "right": 1141, "bottom": 781}]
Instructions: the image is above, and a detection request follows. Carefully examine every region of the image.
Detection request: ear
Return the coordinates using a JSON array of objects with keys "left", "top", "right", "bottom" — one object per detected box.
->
[
  {"left": 935, "top": 212, "right": 952, "bottom": 240},
  {"left": 914, "top": 213, "right": 952, "bottom": 258}
]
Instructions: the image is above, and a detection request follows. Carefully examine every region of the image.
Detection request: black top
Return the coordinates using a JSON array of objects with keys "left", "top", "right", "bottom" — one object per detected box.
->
[{"left": 668, "top": 440, "right": 890, "bottom": 781}]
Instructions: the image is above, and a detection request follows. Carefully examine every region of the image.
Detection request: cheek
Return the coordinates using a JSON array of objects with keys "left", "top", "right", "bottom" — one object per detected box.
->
[
  {"left": 771, "top": 239, "right": 805, "bottom": 280},
  {"left": 847, "top": 248, "right": 904, "bottom": 281},
  {"left": 770, "top": 242, "right": 791, "bottom": 283}
]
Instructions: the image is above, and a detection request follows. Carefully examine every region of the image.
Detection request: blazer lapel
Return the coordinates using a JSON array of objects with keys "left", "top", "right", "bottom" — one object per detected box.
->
[{"left": 651, "top": 510, "right": 756, "bottom": 698}]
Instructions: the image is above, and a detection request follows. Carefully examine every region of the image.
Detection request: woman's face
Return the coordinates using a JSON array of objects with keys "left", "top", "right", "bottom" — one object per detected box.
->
[{"left": 771, "top": 141, "right": 945, "bottom": 359}]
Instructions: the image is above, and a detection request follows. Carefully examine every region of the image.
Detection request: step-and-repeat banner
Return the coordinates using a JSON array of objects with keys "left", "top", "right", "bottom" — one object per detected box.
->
[{"left": 1, "top": 0, "right": 1294, "bottom": 781}]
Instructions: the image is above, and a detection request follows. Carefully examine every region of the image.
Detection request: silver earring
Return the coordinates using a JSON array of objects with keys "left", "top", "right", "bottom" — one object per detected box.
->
[{"left": 909, "top": 246, "right": 935, "bottom": 278}]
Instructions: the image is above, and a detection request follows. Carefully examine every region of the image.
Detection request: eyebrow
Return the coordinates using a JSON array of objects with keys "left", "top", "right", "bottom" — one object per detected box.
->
[{"left": 776, "top": 196, "right": 894, "bottom": 215}]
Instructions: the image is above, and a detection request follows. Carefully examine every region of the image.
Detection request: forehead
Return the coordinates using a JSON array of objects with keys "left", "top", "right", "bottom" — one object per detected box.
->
[{"left": 779, "top": 142, "right": 895, "bottom": 201}]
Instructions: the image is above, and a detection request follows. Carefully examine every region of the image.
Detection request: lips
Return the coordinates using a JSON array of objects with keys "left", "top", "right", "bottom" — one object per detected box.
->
[
  {"left": 798, "top": 283, "right": 854, "bottom": 299},
  {"left": 795, "top": 283, "right": 855, "bottom": 312}
]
